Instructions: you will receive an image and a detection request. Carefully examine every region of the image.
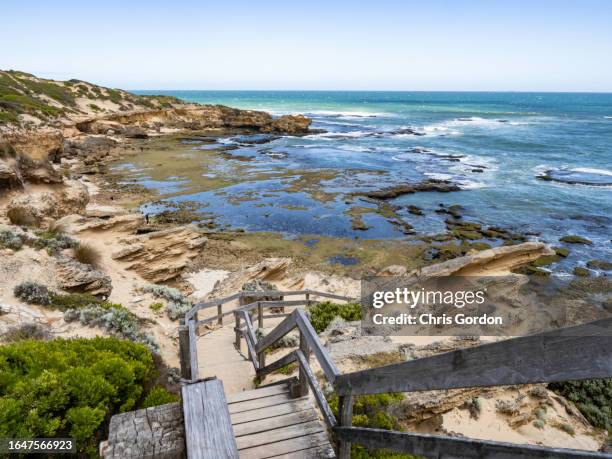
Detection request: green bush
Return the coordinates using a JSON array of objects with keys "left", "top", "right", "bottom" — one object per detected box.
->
[
  {"left": 308, "top": 301, "right": 362, "bottom": 333},
  {"left": 0, "top": 337, "right": 156, "bottom": 455},
  {"left": 549, "top": 379, "right": 612, "bottom": 430},
  {"left": 351, "top": 445, "right": 421, "bottom": 459},
  {"left": 141, "top": 386, "right": 179, "bottom": 408},
  {"left": 329, "top": 392, "right": 404, "bottom": 431}
]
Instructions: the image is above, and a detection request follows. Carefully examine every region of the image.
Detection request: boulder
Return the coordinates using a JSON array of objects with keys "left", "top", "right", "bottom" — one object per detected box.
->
[
  {"left": 56, "top": 257, "right": 112, "bottom": 297},
  {"left": 417, "top": 242, "right": 554, "bottom": 277},
  {"left": 268, "top": 114, "right": 311, "bottom": 135},
  {"left": 6, "top": 180, "right": 89, "bottom": 224}
]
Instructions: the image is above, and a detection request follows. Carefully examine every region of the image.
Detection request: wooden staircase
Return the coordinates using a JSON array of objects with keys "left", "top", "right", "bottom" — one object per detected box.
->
[{"left": 182, "top": 378, "right": 335, "bottom": 459}]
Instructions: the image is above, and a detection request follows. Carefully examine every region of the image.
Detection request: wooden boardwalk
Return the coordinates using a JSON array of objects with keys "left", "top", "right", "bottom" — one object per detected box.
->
[{"left": 227, "top": 383, "right": 336, "bottom": 458}]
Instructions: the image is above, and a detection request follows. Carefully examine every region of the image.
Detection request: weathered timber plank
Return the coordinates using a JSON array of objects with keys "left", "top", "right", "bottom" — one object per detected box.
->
[
  {"left": 256, "top": 312, "right": 297, "bottom": 352},
  {"left": 335, "top": 318, "right": 612, "bottom": 395},
  {"left": 186, "top": 292, "right": 242, "bottom": 320},
  {"left": 228, "top": 393, "right": 299, "bottom": 414},
  {"left": 295, "top": 310, "right": 339, "bottom": 382},
  {"left": 272, "top": 444, "right": 336, "bottom": 459},
  {"left": 295, "top": 349, "right": 337, "bottom": 428},
  {"left": 182, "top": 378, "right": 238, "bottom": 459},
  {"left": 242, "top": 329, "right": 260, "bottom": 371},
  {"left": 257, "top": 351, "right": 298, "bottom": 379},
  {"left": 188, "top": 319, "right": 199, "bottom": 380},
  {"left": 230, "top": 399, "right": 312, "bottom": 424},
  {"left": 239, "top": 431, "right": 332, "bottom": 459},
  {"left": 226, "top": 384, "right": 289, "bottom": 404},
  {"left": 306, "top": 291, "right": 354, "bottom": 301},
  {"left": 236, "top": 419, "right": 325, "bottom": 449},
  {"left": 232, "top": 409, "right": 319, "bottom": 437},
  {"left": 333, "top": 427, "right": 612, "bottom": 459}
]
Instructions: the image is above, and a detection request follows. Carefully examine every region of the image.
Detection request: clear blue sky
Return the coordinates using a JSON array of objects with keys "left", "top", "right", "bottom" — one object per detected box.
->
[{"left": 2, "top": 0, "right": 612, "bottom": 91}]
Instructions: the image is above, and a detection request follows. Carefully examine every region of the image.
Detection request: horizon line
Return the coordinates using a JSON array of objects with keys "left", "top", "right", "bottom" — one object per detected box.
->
[{"left": 130, "top": 88, "right": 612, "bottom": 94}]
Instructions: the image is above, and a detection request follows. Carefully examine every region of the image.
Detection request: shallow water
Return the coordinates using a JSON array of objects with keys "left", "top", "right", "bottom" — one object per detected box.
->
[{"left": 124, "top": 91, "right": 612, "bottom": 273}]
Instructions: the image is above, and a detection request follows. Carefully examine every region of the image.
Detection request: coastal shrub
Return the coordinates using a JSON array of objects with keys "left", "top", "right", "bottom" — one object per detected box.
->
[
  {"left": 64, "top": 304, "right": 158, "bottom": 352},
  {"left": 13, "top": 281, "right": 51, "bottom": 305},
  {"left": 142, "top": 284, "right": 191, "bottom": 321},
  {"left": 328, "top": 392, "right": 404, "bottom": 431},
  {"left": 308, "top": 301, "right": 362, "bottom": 333},
  {"left": 549, "top": 379, "right": 612, "bottom": 430},
  {"left": 1, "top": 322, "right": 50, "bottom": 342},
  {"left": 149, "top": 302, "right": 164, "bottom": 313},
  {"left": 34, "top": 227, "right": 77, "bottom": 254},
  {"left": 73, "top": 242, "right": 101, "bottom": 267},
  {"left": 141, "top": 386, "right": 179, "bottom": 408},
  {"left": 0, "top": 228, "right": 24, "bottom": 250},
  {"left": 49, "top": 292, "right": 107, "bottom": 310},
  {"left": 0, "top": 337, "right": 157, "bottom": 454}
]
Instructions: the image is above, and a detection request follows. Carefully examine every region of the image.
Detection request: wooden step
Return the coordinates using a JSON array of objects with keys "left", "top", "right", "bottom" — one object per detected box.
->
[{"left": 226, "top": 383, "right": 335, "bottom": 458}]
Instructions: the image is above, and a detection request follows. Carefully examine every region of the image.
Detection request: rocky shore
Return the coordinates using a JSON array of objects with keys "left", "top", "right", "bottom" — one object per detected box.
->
[{"left": 1, "top": 71, "right": 610, "bottom": 455}]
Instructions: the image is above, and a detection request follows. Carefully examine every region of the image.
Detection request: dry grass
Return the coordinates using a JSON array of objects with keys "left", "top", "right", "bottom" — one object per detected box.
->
[
  {"left": 6, "top": 207, "right": 37, "bottom": 226},
  {"left": 73, "top": 242, "right": 101, "bottom": 267},
  {"left": 349, "top": 351, "right": 405, "bottom": 370},
  {"left": 47, "top": 219, "right": 67, "bottom": 236}
]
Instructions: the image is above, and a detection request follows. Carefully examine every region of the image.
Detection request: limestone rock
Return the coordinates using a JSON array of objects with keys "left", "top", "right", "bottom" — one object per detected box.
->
[
  {"left": 416, "top": 242, "right": 554, "bottom": 277},
  {"left": 269, "top": 114, "right": 311, "bottom": 134},
  {"left": 378, "top": 265, "right": 408, "bottom": 276},
  {"left": 56, "top": 257, "right": 112, "bottom": 297},
  {"left": 111, "top": 226, "right": 207, "bottom": 282}
]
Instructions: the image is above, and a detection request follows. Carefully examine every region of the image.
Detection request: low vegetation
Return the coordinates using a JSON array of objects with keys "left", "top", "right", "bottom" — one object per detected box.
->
[
  {"left": 141, "top": 284, "right": 191, "bottom": 320},
  {"left": 0, "top": 337, "right": 159, "bottom": 455},
  {"left": 73, "top": 242, "right": 101, "bottom": 267},
  {"left": 549, "top": 379, "right": 612, "bottom": 430},
  {"left": 0, "top": 227, "right": 24, "bottom": 250},
  {"left": 307, "top": 301, "right": 362, "bottom": 333},
  {"left": 1, "top": 322, "right": 50, "bottom": 343},
  {"left": 141, "top": 386, "right": 180, "bottom": 408},
  {"left": 0, "top": 69, "right": 183, "bottom": 125},
  {"left": 14, "top": 281, "right": 51, "bottom": 305},
  {"left": 328, "top": 392, "right": 417, "bottom": 458},
  {"left": 13, "top": 283, "right": 158, "bottom": 351}
]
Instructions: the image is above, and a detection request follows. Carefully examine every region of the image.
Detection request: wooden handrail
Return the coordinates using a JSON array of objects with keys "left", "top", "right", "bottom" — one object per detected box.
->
[
  {"left": 335, "top": 317, "right": 612, "bottom": 396},
  {"left": 185, "top": 289, "right": 355, "bottom": 321},
  {"left": 182, "top": 289, "right": 612, "bottom": 459},
  {"left": 333, "top": 427, "right": 612, "bottom": 459}
]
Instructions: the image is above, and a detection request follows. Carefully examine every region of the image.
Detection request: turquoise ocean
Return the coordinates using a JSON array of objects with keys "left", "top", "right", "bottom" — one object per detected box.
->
[{"left": 131, "top": 91, "right": 612, "bottom": 273}]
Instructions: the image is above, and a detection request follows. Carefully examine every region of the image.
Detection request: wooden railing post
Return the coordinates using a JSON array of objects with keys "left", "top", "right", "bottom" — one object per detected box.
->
[
  {"left": 305, "top": 291, "right": 310, "bottom": 306},
  {"left": 298, "top": 330, "right": 310, "bottom": 397},
  {"left": 338, "top": 393, "right": 353, "bottom": 459},
  {"left": 234, "top": 311, "right": 241, "bottom": 351},
  {"left": 258, "top": 301, "right": 264, "bottom": 329},
  {"left": 178, "top": 321, "right": 191, "bottom": 380},
  {"left": 217, "top": 303, "right": 223, "bottom": 325}
]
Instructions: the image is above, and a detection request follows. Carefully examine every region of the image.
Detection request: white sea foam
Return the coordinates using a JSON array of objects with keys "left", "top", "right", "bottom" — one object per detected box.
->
[
  {"left": 424, "top": 172, "right": 453, "bottom": 180},
  {"left": 604, "top": 116, "right": 612, "bottom": 119},
  {"left": 306, "top": 110, "right": 392, "bottom": 118},
  {"left": 458, "top": 181, "right": 488, "bottom": 190},
  {"left": 305, "top": 130, "right": 372, "bottom": 140},
  {"left": 572, "top": 167, "right": 612, "bottom": 176}
]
